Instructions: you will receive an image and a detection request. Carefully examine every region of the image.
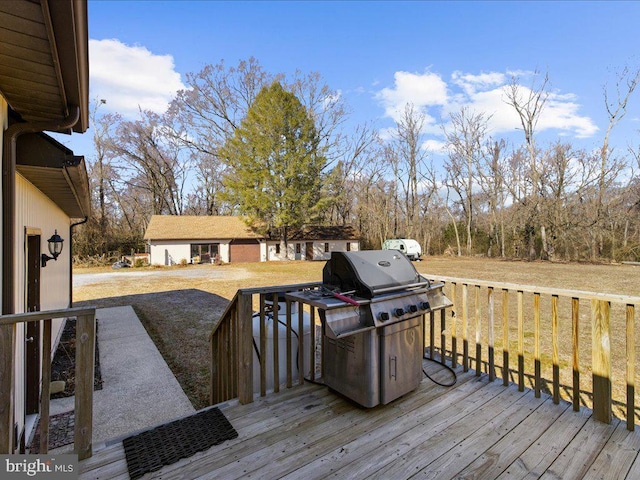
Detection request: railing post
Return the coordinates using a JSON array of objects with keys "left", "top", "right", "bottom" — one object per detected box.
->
[
  {"left": 0, "top": 324, "right": 15, "bottom": 453},
  {"left": 75, "top": 314, "right": 95, "bottom": 460},
  {"left": 237, "top": 293, "right": 254, "bottom": 404},
  {"left": 592, "top": 299, "right": 612, "bottom": 424}
]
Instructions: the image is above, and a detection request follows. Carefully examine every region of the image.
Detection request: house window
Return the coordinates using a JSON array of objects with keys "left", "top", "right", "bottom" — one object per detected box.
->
[
  {"left": 191, "top": 243, "right": 219, "bottom": 263},
  {"left": 296, "top": 243, "right": 301, "bottom": 254},
  {"left": 346, "top": 242, "right": 351, "bottom": 251},
  {"left": 324, "top": 243, "right": 329, "bottom": 253},
  {"left": 275, "top": 244, "right": 280, "bottom": 255}
]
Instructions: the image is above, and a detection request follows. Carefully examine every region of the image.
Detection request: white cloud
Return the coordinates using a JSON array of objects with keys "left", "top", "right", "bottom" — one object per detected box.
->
[
  {"left": 375, "top": 70, "right": 447, "bottom": 124},
  {"left": 376, "top": 68, "right": 598, "bottom": 143},
  {"left": 89, "top": 39, "right": 185, "bottom": 118},
  {"left": 422, "top": 139, "right": 447, "bottom": 153}
]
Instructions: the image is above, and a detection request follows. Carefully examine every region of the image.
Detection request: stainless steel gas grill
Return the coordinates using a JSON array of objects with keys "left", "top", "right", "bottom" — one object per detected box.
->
[{"left": 286, "top": 250, "right": 452, "bottom": 407}]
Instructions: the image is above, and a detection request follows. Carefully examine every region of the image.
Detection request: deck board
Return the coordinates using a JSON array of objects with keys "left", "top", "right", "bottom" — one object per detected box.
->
[{"left": 79, "top": 364, "right": 640, "bottom": 480}]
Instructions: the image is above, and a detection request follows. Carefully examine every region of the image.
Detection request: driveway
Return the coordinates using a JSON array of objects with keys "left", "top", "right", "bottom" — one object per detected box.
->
[{"left": 73, "top": 265, "right": 250, "bottom": 288}]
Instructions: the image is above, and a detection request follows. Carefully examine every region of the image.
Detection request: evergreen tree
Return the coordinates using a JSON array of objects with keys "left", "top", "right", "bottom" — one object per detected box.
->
[{"left": 220, "top": 82, "right": 325, "bottom": 257}]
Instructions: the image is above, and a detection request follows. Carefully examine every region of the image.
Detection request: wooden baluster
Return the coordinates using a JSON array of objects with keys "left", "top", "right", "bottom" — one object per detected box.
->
[
  {"left": 462, "top": 284, "right": 469, "bottom": 372},
  {"left": 475, "top": 285, "right": 481, "bottom": 376},
  {"left": 298, "top": 304, "right": 305, "bottom": 385},
  {"left": 572, "top": 298, "right": 580, "bottom": 411},
  {"left": 286, "top": 298, "right": 292, "bottom": 388},
  {"left": 272, "top": 292, "right": 280, "bottom": 393},
  {"left": 517, "top": 290, "right": 524, "bottom": 391},
  {"left": 450, "top": 282, "right": 458, "bottom": 368},
  {"left": 440, "top": 308, "right": 446, "bottom": 365},
  {"left": 502, "top": 289, "right": 510, "bottom": 387},
  {"left": 309, "top": 307, "right": 316, "bottom": 382},
  {"left": 259, "top": 295, "right": 267, "bottom": 396},
  {"left": 39, "top": 319, "right": 52, "bottom": 453},
  {"left": 488, "top": 286, "right": 495, "bottom": 382},
  {"left": 626, "top": 304, "right": 635, "bottom": 431},
  {"left": 429, "top": 311, "right": 435, "bottom": 360},
  {"left": 551, "top": 295, "right": 559, "bottom": 404},
  {"left": 534, "top": 292, "right": 541, "bottom": 398},
  {"left": 592, "top": 299, "right": 612, "bottom": 424}
]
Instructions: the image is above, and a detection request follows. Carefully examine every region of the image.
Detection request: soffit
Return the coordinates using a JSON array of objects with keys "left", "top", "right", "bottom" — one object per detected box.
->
[{"left": 0, "top": 0, "right": 89, "bottom": 133}]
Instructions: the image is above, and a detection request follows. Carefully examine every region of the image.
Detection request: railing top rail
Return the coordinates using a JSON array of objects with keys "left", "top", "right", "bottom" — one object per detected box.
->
[
  {"left": 236, "top": 282, "right": 323, "bottom": 296},
  {"left": 426, "top": 274, "right": 640, "bottom": 305},
  {"left": 210, "top": 282, "right": 323, "bottom": 339},
  {"left": 0, "top": 307, "right": 97, "bottom": 326}
]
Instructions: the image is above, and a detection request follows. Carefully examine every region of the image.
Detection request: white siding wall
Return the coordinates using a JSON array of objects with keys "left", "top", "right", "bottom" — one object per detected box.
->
[
  {"left": 149, "top": 241, "right": 191, "bottom": 265},
  {"left": 266, "top": 240, "right": 360, "bottom": 261},
  {"left": 149, "top": 240, "right": 233, "bottom": 265},
  {"left": 14, "top": 174, "right": 72, "bottom": 443}
]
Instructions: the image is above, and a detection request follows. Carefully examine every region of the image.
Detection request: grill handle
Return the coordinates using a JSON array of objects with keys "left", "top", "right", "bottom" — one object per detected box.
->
[{"left": 372, "top": 281, "right": 430, "bottom": 295}]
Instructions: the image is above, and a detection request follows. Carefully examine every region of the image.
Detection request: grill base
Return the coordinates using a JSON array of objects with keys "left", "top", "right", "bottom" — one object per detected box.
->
[{"left": 323, "top": 316, "right": 423, "bottom": 408}]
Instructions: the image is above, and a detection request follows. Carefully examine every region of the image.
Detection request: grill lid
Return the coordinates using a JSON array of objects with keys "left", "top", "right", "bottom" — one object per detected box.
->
[{"left": 322, "top": 250, "right": 427, "bottom": 298}]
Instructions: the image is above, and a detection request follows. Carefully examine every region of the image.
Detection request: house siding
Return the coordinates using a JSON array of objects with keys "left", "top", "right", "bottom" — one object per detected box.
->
[
  {"left": 266, "top": 240, "right": 359, "bottom": 261},
  {"left": 13, "top": 173, "right": 71, "bottom": 444}
]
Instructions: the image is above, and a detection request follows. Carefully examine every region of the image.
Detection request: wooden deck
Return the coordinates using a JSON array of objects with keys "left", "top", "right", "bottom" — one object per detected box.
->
[{"left": 79, "top": 363, "right": 640, "bottom": 480}]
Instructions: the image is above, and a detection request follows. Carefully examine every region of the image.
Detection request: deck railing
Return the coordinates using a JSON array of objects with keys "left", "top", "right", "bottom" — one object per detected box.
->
[
  {"left": 210, "top": 283, "right": 322, "bottom": 405},
  {"left": 0, "top": 307, "right": 96, "bottom": 458},
  {"left": 424, "top": 276, "right": 640, "bottom": 431},
  {"left": 209, "top": 278, "right": 640, "bottom": 431}
]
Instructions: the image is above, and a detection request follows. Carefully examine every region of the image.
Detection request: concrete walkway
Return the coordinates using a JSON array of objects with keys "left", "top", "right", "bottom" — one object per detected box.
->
[{"left": 51, "top": 305, "right": 195, "bottom": 449}]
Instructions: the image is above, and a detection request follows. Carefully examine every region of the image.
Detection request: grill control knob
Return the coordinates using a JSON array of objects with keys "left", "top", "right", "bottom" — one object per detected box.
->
[
  {"left": 420, "top": 301, "right": 430, "bottom": 310},
  {"left": 378, "top": 311, "right": 390, "bottom": 322},
  {"left": 408, "top": 305, "right": 418, "bottom": 313},
  {"left": 394, "top": 308, "right": 405, "bottom": 317}
]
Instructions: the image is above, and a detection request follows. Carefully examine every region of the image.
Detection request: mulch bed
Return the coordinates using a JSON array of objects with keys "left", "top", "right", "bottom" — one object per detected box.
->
[{"left": 51, "top": 317, "right": 103, "bottom": 398}]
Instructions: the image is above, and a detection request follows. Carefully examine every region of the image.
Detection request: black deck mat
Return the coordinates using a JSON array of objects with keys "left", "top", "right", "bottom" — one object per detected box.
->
[{"left": 122, "top": 407, "right": 238, "bottom": 479}]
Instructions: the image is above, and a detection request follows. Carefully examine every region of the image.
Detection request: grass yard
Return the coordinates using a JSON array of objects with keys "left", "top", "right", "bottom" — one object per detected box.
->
[{"left": 73, "top": 256, "right": 640, "bottom": 412}]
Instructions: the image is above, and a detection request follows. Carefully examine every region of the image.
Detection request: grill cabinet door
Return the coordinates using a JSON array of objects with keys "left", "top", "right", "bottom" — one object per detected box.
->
[{"left": 380, "top": 316, "right": 424, "bottom": 404}]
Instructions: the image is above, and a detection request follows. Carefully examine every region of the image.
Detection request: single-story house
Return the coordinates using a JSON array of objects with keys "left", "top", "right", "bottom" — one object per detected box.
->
[
  {"left": 0, "top": 0, "right": 90, "bottom": 453},
  {"left": 266, "top": 225, "right": 360, "bottom": 261},
  {"left": 144, "top": 215, "right": 264, "bottom": 264},
  {"left": 143, "top": 215, "right": 361, "bottom": 264}
]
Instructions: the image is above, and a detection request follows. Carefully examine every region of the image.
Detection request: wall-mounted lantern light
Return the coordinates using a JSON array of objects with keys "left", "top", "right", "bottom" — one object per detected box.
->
[{"left": 41, "top": 230, "right": 64, "bottom": 267}]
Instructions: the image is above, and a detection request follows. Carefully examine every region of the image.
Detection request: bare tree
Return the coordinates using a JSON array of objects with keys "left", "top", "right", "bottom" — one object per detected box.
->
[
  {"left": 504, "top": 71, "right": 550, "bottom": 259},
  {"left": 390, "top": 104, "right": 428, "bottom": 239},
  {"left": 443, "top": 107, "right": 490, "bottom": 254}
]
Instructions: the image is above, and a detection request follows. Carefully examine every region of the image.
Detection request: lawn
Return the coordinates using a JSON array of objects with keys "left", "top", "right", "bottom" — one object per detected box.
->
[{"left": 73, "top": 256, "right": 640, "bottom": 411}]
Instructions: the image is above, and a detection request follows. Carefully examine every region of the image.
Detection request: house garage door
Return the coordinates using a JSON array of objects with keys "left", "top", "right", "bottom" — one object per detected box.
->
[{"left": 230, "top": 239, "right": 260, "bottom": 263}]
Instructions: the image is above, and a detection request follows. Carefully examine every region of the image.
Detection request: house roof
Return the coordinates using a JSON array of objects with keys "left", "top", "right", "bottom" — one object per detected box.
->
[
  {"left": 287, "top": 225, "right": 360, "bottom": 241},
  {"left": 0, "top": 0, "right": 89, "bottom": 133},
  {"left": 144, "top": 216, "right": 263, "bottom": 241},
  {"left": 16, "top": 132, "right": 90, "bottom": 218}
]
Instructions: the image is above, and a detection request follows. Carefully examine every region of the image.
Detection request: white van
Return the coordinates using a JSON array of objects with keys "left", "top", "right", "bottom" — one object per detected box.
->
[{"left": 382, "top": 239, "right": 422, "bottom": 261}]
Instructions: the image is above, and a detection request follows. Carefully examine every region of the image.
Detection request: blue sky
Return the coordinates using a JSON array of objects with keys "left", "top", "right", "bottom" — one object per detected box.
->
[{"left": 57, "top": 1, "right": 640, "bottom": 161}]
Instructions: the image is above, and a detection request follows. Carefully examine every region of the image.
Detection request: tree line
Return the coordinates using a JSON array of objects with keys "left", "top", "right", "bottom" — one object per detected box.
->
[{"left": 74, "top": 58, "right": 640, "bottom": 263}]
